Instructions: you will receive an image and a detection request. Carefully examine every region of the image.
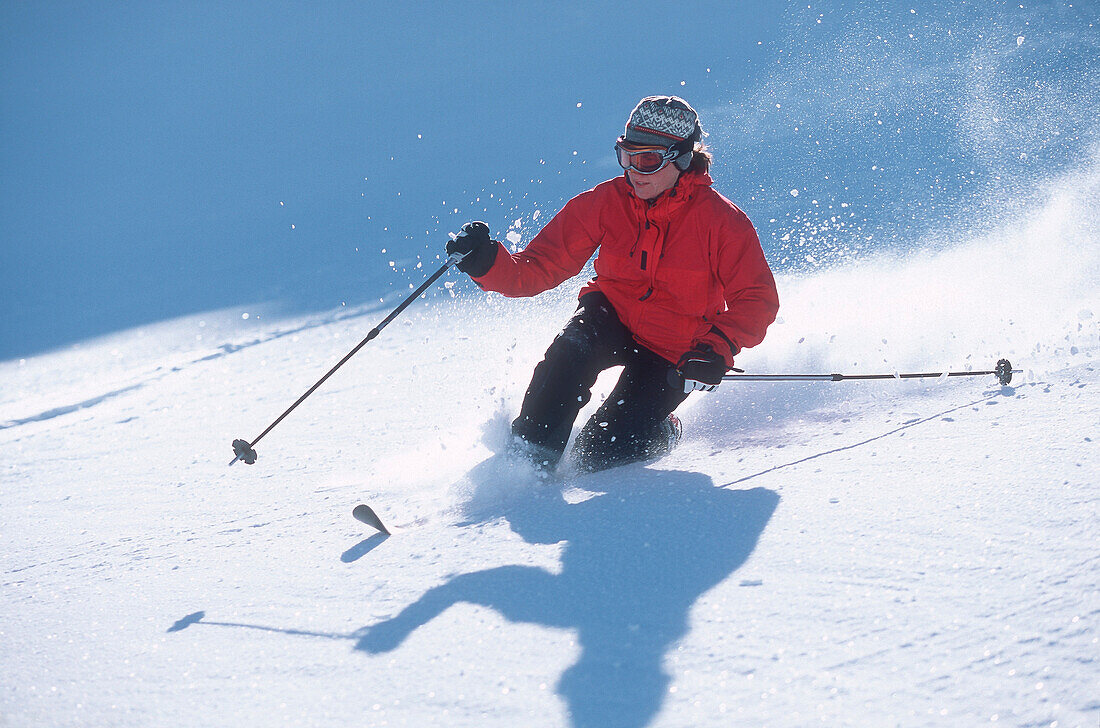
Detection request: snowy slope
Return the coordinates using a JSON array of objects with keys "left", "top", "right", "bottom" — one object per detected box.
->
[{"left": 2, "top": 153, "right": 1098, "bottom": 727}]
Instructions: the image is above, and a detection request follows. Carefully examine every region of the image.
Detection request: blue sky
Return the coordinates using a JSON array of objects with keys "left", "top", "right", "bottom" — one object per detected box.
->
[{"left": 2, "top": 1, "right": 1096, "bottom": 359}]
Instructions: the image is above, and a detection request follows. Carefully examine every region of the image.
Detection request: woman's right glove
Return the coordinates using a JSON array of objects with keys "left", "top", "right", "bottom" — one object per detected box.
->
[{"left": 446, "top": 221, "right": 498, "bottom": 277}]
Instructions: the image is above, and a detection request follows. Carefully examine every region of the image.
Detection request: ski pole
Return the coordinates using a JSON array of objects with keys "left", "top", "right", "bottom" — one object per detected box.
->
[
  {"left": 720, "top": 358, "right": 1019, "bottom": 385},
  {"left": 229, "top": 251, "right": 467, "bottom": 466}
]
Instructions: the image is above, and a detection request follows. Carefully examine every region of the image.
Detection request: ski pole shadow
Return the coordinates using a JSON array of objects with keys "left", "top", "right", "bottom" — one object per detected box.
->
[
  {"left": 692, "top": 376, "right": 1018, "bottom": 453},
  {"left": 719, "top": 386, "right": 1017, "bottom": 488},
  {"left": 356, "top": 466, "right": 779, "bottom": 728},
  {"left": 167, "top": 610, "right": 348, "bottom": 640}
]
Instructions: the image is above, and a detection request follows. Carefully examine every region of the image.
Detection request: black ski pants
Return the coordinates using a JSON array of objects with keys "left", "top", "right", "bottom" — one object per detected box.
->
[{"left": 512, "top": 292, "right": 689, "bottom": 471}]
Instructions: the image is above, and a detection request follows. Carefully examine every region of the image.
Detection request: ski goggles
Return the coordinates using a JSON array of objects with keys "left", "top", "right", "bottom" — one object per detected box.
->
[{"left": 615, "top": 140, "right": 682, "bottom": 174}]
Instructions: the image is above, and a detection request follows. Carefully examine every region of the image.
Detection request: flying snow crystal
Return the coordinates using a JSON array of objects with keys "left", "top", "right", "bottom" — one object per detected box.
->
[
  {"left": 1017, "top": 36, "right": 1025, "bottom": 46},
  {"left": 790, "top": 189, "right": 800, "bottom": 197},
  {"left": 506, "top": 231, "right": 522, "bottom": 245},
  {"left": 576, "top": 102, "right": 582, "bottom": 108},
  {"left": 241, "top": 313, "right": 249, "bottom": 320}
]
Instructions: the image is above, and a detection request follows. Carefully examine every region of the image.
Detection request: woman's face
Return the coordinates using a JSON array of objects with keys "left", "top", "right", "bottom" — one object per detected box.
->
[{"left": 627, "top": 162, "right": 682, "bottom": 201}]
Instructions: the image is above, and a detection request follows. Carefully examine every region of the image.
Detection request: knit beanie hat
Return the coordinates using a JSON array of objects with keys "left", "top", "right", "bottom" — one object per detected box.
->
[{"left": 622, "top": 95, "right": 702, "bottom": 170}]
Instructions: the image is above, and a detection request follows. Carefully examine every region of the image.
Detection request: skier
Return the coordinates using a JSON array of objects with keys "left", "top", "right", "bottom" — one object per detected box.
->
[{"left": 447, "top": 95, "right": 779, "bottom": 472}]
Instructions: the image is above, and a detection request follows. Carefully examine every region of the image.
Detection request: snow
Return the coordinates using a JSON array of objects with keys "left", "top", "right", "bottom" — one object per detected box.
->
[{"left": 2, "top": 155, "right": 1098, "bottom": 727}]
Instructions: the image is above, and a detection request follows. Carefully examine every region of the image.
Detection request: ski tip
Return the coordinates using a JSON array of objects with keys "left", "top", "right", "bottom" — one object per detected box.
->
[{"left": 352, "top": 504, "right": 391, "bottom": 535}]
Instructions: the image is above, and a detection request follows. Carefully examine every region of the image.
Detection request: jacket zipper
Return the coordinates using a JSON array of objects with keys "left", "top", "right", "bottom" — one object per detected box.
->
[
  {"left": 633, "top": 196, "right": 668, "bottom": 301},
  {"left": 639, "top": 219, "right": 660, "bottom": 300},
  {"left": 629, "top": 218, "right": 649, "bottom": 258}
]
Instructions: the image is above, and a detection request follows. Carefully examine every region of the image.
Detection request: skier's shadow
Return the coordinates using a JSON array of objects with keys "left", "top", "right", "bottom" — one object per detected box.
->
[{"left": 356, "top": 466, "right": 778, "bottom": 728}]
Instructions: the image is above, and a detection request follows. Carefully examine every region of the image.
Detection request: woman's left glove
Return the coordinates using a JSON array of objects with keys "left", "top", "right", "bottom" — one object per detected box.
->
[
  {"left": 446, "top": 221, "right": 498, "bottom": 277},
  {"left": 675, "top": 344, "right": 728, "bottom": 393}
]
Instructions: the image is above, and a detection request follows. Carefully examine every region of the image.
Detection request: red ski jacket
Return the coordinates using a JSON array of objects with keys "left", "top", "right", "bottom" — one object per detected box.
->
[{"left": 473, "top": 171, "right": 779, "bottom": 366}]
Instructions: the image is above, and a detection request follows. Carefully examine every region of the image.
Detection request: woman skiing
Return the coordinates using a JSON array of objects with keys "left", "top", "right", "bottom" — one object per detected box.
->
[{"left": 447, "top": 95, "right": 779, "bottom": 472}]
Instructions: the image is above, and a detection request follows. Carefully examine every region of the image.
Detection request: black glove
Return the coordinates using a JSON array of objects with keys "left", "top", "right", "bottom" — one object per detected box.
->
[
  {"left": 446, "top": 221, "right": 498, "bottom": 277},
  {"left": 675, "top": 344, "right": 728, "bottom": 393}
]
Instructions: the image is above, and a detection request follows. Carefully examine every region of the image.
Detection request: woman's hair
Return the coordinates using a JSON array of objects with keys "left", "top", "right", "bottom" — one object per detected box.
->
[{"left": 688, "top": 144, "right": 712, "bottom": 174}]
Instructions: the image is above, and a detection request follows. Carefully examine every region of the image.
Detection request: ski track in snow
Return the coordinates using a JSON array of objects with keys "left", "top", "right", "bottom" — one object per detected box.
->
[{"left": 0, "top": 300, "right": 403, "bottom": 432}]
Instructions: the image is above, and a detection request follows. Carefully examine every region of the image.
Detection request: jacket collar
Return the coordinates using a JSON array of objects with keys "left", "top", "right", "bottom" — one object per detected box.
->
[{"left": 620, "top": 170, "right": 712, "bottom": 217}]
